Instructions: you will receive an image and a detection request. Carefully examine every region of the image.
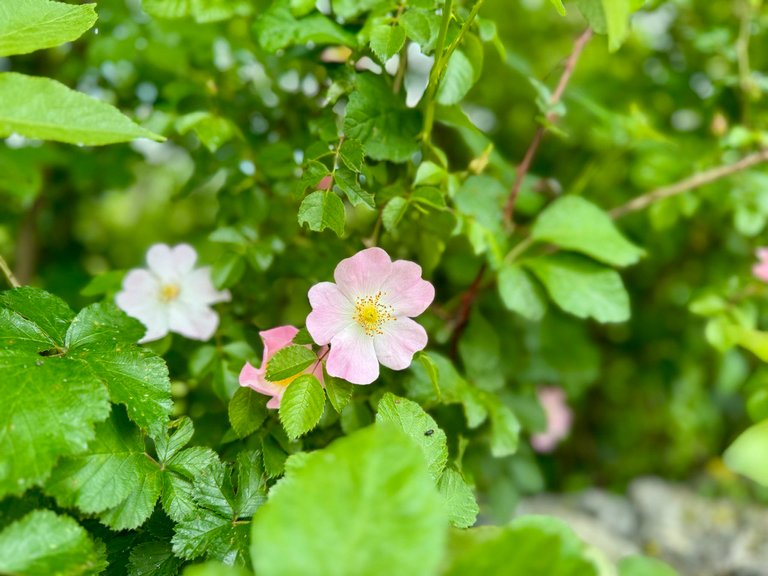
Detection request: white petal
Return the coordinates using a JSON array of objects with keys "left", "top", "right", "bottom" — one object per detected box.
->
[
  {"left": 326, "top": 324, "right": 379, "bottom": 385},
  {"left": 180, "top": 267, "right": 230, "bottom": 306},
  {"left": 146, "top": 243, "right": 197, "bottom": 281},
  {"left": 168, "top": 300, "right": 220, "bottom": 341}
]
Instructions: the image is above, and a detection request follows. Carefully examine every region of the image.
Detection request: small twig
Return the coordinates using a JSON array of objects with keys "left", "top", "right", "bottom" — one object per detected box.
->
[
  {"left": 449, "top": 264, "right": 486, "bottom": 360},
  {"left": 393, "top": 43, "right": 408, "bottom": 94},
  {"left": 0, "top": 253, "right": 20, "bottom": 288},
  {"left": 609, "top": 149, "right": 768, "bottom": 218},
  {"left": 420, "top": 0, "right": 454, "bottom": 147},
  {"left": 503, "top": 27, "right": 593, "bottom": 228}
]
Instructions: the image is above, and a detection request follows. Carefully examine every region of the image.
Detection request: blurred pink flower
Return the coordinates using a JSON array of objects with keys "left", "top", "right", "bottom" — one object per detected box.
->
[
  {"left": 239, "top": 326, "right": 325, "bottom": 409},
  {"left": 531, "top": 386, "right": 573, "bottom": 453},
  {"left": 306, "top": 247, "right": 434, "bottom": 385},
  {"left": 116, "top": 243, "right": 230, "bottom": 343},
  {"left": 753, "top": 248, "right": 768, "bottom": 282}
]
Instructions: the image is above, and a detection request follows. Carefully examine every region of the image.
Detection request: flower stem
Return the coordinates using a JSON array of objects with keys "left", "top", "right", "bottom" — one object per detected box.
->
[
  {"left": 0, "top": 253, "right": 20, "bottom": 288},
  {"left": 420, "top": 0, "right": 454, "bottom": 147}
]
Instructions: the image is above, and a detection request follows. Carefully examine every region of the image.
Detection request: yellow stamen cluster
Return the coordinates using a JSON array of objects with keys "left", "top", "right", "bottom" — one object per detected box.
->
[
  {"left": 353, "top": 291, "right": 394, "bottom": 337},
  {"left": 159, "top": 283, "right": 181, "bottom": 302}
]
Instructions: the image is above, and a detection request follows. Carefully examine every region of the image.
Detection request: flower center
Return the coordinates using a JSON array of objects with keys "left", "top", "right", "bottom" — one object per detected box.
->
[
  {"left": 353, "top": 291, "right": 394, "bottom": 337},
  {"left": 159, "top": 283, "right": 181, "bottom": 302}
]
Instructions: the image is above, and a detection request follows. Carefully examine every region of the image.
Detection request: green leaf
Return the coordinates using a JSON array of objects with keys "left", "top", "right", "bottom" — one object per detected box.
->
[
  {"left": 173, "top": 512, "right": 250, "bottom": 565},
  {"left": 255, "top": 0, "right": 356, "bottom": 52},
  {"left": 212, "top": 252, "right": 246, "bottom": 290},
  {"left": 497, "top": 263, "right": 547, "bottom": 321},
  {"left": 325, "top": 376, "right": 353, "bottom": 413},
  {"left": 438, "top": 468, "right": 479, "bottom": 528},
  {"left": 443, "top": 516, "right": 599, "bottom": 576},
  {"left": 376, "top": 393, "right": 448, "bottom": 480},
  {"left": 251, "top": 426, "right": 447, "bottom": 576},
  {"left": 183, "top": 561, "right": 252, "bottom": 576},
  {"left": 486, "top": 398, "right": 521, "bottom": 457},
  {"left": 128, "top": 541, "right": 183, "bottom": 576},
  {"left": 335, "top": 168, "right": 375, "bottom": 209},
  {"left": 142, "top": 0, "right": 251, "bottom": 22},
  {"left": 45, "top": 409, "right": 160, "bottom": 530},
  {"left": 154, "top": 417, "right": 195, "bottom": 463},
  {"left": 724, "top": 420, "right": 768, "bottom": 486},
  {"left": 344, "top": 74, "right": 421, "bottom": 163},
  {"left": 279, "top": 374, "right": 325, "bottom": 440},
  {"left": 618, "top": 556, "right": 679, "bottom": 576},
  {"left": 0, "top": 73, "right": 163, "bottom": 145},
  {"left": 333, "top": 0, "right": 394, "bottom": 19},
  {"left": 0, "top": 0, "right": 97, "bottom": 57},
  {"left": 338, "top": 138, "right": 364, "bottom": 172},
  {"left": 0, "top": 510, "right": 107, "bottom": 576},
  {"left": 229, "top": 387, "right": 269, "bottom": 438},
  {"left": 176, "top": 112, "right": 241, "bottom": 153},
  {"left": 526, "top": 254, "right": 631, "bottom": 323},
  {"left": 382, "top": 196, "right": 409, "bottom": 231},
  {"left": 265, "top": 345, "right": 318, "bottom": 382},
  {"left": 437, "top": 50, "right": 476, "bottom": 106},
  {"left": 548, "top": 0, "right": 567, "bottom": 16},
  {"left": 531, "top": 196, "right": 644, "bottom": 267},
  {"left": 370, "top": 24, "right": 406, "bottom": 62},
  {"left": 234, "top": 450, "right": 267, "bottom": 518},
  {"left": 66, "top": 303, "right": 172, "bottom": 433},
  {"left": 163, "top": 447, "right": 220, "bottom": 522},
  {"left": 575, "top": 0, "right": 631, "bottom": 52},
  {"left": 298, "top": 191, "right": 346, "bottom": 237},
  {"left": 401, "top": 10, "right": 439, "bottom": 49}
]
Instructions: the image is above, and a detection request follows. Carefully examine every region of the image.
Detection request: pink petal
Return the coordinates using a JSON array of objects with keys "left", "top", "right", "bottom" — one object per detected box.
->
[
  {"left": 240, "top": 361, "right": 284, "bottom": 408},
  {"left": 372, "top": 317, "right": 428, "bottom": 370},
  {"left": 754, "top": 262, "right": 768, "bottom": 283},
  {"left": 531, "top": 387, "right": 572, "bottom": 453},
  {"left": 168, "top": 300, "right": 219, "bottom": 341},
  {"left": 757, "top": 248, "right": 768, "bottom": 262},
  {"left": 306, "top": 282, "right": 354, "bottom": 346},
  {"left": 261, "top": 326, "right": 300, "bottom": 363},
  {"left": 181, "top": 267, "right": 231, "bottom": 306},
  {"left": 326, "top": 324, "right": 379, "bottom": 385},
  {"left": 333, "top": 247, "right": 393, "bottom": 299},
  {"left": 380, "top": 260, "right": 435, "bottom": 318}
]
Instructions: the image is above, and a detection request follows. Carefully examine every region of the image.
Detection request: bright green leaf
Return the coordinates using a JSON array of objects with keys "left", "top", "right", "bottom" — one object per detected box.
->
[
  {"left": 255, "top": 0, "right": 356, "bottom": 52},
  {"left": 142, "top": 0, "right": 251, "bottom": 22},
  {"left": 0, "top": 510, "right": 107, "bottom": 576},
  {"left": 176, "top": 112, "right": 241, "bottom": 153},
  {"left": 229, "top": 387, "right": 269, "bottom": 438},
  {"left": 497, "top": 263, "right": 547, "bottom": 321},
  {"left": 279, "top": 374, "right": 325, "bottom": 440},
  {"left": 618, "top": 555, "right": 679, "bottom": 576},
  {"left": 298, "top": 191, "right": 346, "bottom": 237},
  {"left": 251, "top": 426, "right": 447, "bottom": 576},
  {"left": 376, "top": 392, "right": 448, "bottom": 479},
  {"left": 437, "top": 50, "right": 476, "bottom": 106},
  {"left": 335, "top": 169, "right": 375, "bottom": 209},
  {"left": 265, "top": 345, "right": 318, "bottom": 382},
  {"left": 575, "top": 0, "right": 631, "bottom": 52},
  {"left": 548, "top": 0, "right": 567, "bottom": 16},
  {"left": 526, "top": 254, "right": 631, "bottom": 323},
  {"left": 0, "top": 73, "right": 163, "bottom": 145},
  {"left": 338, "top": 138, "right": 364, "bottom": 172},
  {"left": 325, "top": 376, "right": 353, "bottom": 413},
  {"left": 724, "top": 420, "right": 768, "bottom": 486},
  {"left": 531, "top": 196, "right": 644, "bottom": 267},
  {"left": 370, "top": 24, "right": 406, "bottom": 62},
  {"left": 0, "top": 0, "right": 97, "bottom": 57},
  {"left": 382, "top": 196, "right": 409, "bottom": 231},
  {"left": 438, "top": 468, "right": 479, "bottom": 528}
]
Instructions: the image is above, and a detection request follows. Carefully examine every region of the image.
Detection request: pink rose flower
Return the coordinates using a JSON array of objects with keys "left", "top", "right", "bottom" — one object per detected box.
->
[
  {"left": 753, "top": 248, "right": 768, "bottom": 282},
  {"left": 239, "top": 325, "right": 326, "bottom": 409},
  {"left": 306, "top": 247, "right": 434, "bottom": 385},
  {"left": 531, "top": 386, "right": 573, "bottom": 453},
  {"left": 116, "top": 243, "right": 230, "bottom": 343}
]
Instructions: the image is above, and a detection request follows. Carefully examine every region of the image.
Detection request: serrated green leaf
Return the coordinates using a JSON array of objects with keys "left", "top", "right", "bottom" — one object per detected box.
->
[
  {"left": 724, "top": 420, "right": 768, "bottom": 486},
  {"left": 154, "top": 417, "right": 195, "bottom": 463},
  {"left": 0, "top": 73, "right": 162, "bottom": 145},
  {"left": 192, "top": 460, "right": 236, "bottom": 517},
  {"left": 279, "top": 374, "right": 325, "bottom": 440},
  {"left": 0, "top": 0, "right": 97, "bottom": 57},
  {"left": 438, "top": 468, "right": 479, "bottom": 528},
  {"left": 338, "top": 138, "right": 364, "bottom": 172},
  {"left": 128, "top": 541, "right": 182, "bottom": 576},
  {"left": 100, "top": 470, "right": 163, "bottom": 531},
  {"left": 251, "top": 426, "right": 447, "bottom": 576},
  {"left": 526, "top": 254, "right": 631, "bottom": 323},
  {"left": 376, "top": 393, "right": 448, "bottom": 479},
  {"left": 45, "top": 409, "right": 159, "bottom": 519},
  {"left": 370, "top": 24, "right": 406, "bottom": 62},
  {"left": 0, "top": 510, "right": 107, "bottom": 576},
  {"left": 497, "top": 263, "right": 547, "bottom": 321},
  {"left": 335, "top": 168, "right": 375, "bottom": 208},
  {"left": 265, "top": 345, "right": 318, "bottom": 382},
  {"left": 229, "top": 387, "right": 269, "bottom": 438},
  {"left": 325, "top": 376, "right": 353, "bottom": 413},
  {"left": 255, "top": 0, "right": 356, "bottom": 52},
  {"left": 298, "top": 191, "right": 346, "bottom": 237},
  {"left": 172, "top": 512, "right": 250, "bottom": 564},
  {"left": 401, "top": 10, "right": 439, "bottom": 49},
  {"left": 234, "top": 450, "right": 267, "bottom": 518},
  {"left": 437, "top": 50, "right": 475, "bottom": 106},
  {"left": 531, "top": 196, "right": 644, "bottom": 267},
  {"left": 261, "top": 435, "right": 287, "bottom": 479},
  {"left": 292, "top": 327, "right": 314, "bottom": 346},
  {"left": 343, "top": 74, "right": 421, "bottom": 163}
]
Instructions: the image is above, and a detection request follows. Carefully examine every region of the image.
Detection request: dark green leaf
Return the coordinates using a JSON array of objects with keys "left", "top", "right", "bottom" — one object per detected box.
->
[
  {"left": 297, "top": 191, "right": 346, "bottom": 237},
  {"left": 325, "top": 376, "right": 353, "bottom": 413},
  {"left": 255, "top": 0, "right": 356, "bottom": 52},
  {"left": 229, "top": 387, "right": 269, "bottom": 439}
]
